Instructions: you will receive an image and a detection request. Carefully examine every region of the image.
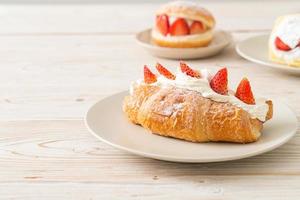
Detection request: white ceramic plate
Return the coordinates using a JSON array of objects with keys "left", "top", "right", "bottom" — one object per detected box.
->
[
  {"left": 236, "top": 34, "right": 300, "bottom": 75},
  {"left": 136, "top": 29, "right": 232, "bottom": 59},
  {"left": 85, "top": 91, "right": 297, "bottom": 163}
]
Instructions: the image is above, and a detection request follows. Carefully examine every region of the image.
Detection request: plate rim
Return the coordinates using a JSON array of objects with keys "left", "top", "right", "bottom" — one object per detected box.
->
[
  {"left": 236, "top": 34, "right": 300, "bottom": 73},
  {"left": 85, "top": 91, "right": 298, "bottom": 163}
]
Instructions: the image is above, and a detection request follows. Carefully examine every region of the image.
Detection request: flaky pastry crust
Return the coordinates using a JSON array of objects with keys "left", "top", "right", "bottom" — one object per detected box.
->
[{"left": 123, "top": 84, "right": 273, "bottom": 144}]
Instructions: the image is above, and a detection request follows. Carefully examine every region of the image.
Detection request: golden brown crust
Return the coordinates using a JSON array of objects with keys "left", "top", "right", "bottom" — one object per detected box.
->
[
  {"left": 265, "top": 100, "right": 273, "bottom": 121},
  {"left": 151, "top": 33, "right": 212, "bottom": 48},
  {"left": 156, "top": 1, "right": 215, "bottom": 28},
  {"left": 123, "top": 85, "right": 159, "bottom": 124},
  {"left": 123, "top": 84, "right": 273, "bottom": 143}
]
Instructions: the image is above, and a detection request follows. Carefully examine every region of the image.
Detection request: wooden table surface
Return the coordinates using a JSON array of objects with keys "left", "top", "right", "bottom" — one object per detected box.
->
[{"left": 0, "top": 1, "right": 300, "bottom": 199}]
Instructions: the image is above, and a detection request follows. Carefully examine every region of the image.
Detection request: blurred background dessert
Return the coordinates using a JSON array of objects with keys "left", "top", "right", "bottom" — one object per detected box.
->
[{"left": 151, "top": 1, "right": 215, "bottom": 48}]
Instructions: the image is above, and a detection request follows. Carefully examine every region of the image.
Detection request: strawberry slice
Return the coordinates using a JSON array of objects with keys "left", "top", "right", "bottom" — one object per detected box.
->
[
  {"left": 156, "top": 14, "right": 169, "bottom": 36},
  {"left": 169, "top": 18, "right": 190, "bottom": 36},
  {"left": 190, "top": 21, "right": 206, "bottom": 34},
  {"left": 156, "top": 63, "right": 176, "bottom": 80},
  {"left": 210, "top": 68, "right": 228, "bottom": 95},
  {"left": 144, "top": 65, "right": 157, "bottom": 84},
  {"left": 235, "top": 78, "right": 255, "bottom": 105},
  {"left": 180, "top": 62, "right": 201, "bottom": 78},
  {"left": 275, "top": 37, "right": 291, "bottom": 51}
]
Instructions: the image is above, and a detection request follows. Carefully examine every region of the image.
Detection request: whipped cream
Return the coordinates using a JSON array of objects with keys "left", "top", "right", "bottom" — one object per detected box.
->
[
  {"left": 270, "top": 15, "right": 300, "bottom": 62},
  {"left": 159, "top": 1, "right": 213, "bottom": 19},
  {"left": 163, "top": 1, "right": 202, "bottom": 9},
  {"left": 130, "top": 68, "right": 269, "bottom": 121},
  {"left": 168, "top": 15, "right": 194, "bottom": 27}
]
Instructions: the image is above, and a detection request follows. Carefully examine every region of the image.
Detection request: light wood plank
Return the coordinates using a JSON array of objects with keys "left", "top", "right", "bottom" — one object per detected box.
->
[
  {"left": 0, "top": 2, "right": 299, "bottom": 199},
  {"left": 0, "top": 120, "right": 299, "bottom": 179},
  {"left": 0, "top": 177, "right": 299, "bottom": 200},
  {"left": 0, "top": 2, "right": 299, "bottom": 34},
  {"left": 0, "top": 120, "right": 299, "bottom": 199},
  {"left": 0, "top": 32, "right": 299, "bottom": 120}
]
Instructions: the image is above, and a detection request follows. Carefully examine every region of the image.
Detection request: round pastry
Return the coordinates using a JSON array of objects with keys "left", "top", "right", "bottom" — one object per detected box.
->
[
  {"left": 151, "top": 1, "right": 216, "bottom": 48},
  {"left": 269, "top": 14, "right": 300, "bottom": 67}
]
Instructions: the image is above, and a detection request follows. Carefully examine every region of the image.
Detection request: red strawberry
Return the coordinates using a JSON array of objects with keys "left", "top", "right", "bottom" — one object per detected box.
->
[
  {"left": 156, "top": 63, "right": 176, "bottom": 80},
  {"left": 190, "top": 21, "right": 206, "bottom": 34},
  {"left": 169, "top": 18, "right": 190, "bottom": 36},
  {"left": 144, "top": 65, "right": 157, "bottom": 84},
  {"left": 180, "top": 62, "right": 201, "bottom": 78},
  {"left": 210, "top": 68, "right": 228, "bottom": 95},
  {"left": 156, "top": 14, "right": 169, "bottom": 36},
  {"left": 235, "top": 78, "right": 255, "bottom": 105},
  {"left": 275, "top": 37, "right": 291, "bottom": 51}
]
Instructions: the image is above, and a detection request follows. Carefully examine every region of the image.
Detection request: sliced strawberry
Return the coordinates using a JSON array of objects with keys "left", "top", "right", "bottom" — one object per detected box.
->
[
  {"left": 156, "top": 63, "right": 176, "bottom": 80},
  {"left": 169, "top": 18, "right": 190, "bottom": 36},
  {"left": 144, "top": 65, "right": 157, "bottom": 84},
  {"left": 190, "top": 21, "right": 206, "bottom": 34},
  {"left": 180, "top": 62, "right": 201, "bottom": 78},
  {"left": 210, "top": 68, "right": 228, "bottom": 95},
  {"left": 235, "top": 78, "right": 255, "bottom": 105},
  {"left": 156, "top": 14, "right": 169, "bottom": 36},
  {"left": 275, "top": 37, "right": 291, "bottom": 51}
]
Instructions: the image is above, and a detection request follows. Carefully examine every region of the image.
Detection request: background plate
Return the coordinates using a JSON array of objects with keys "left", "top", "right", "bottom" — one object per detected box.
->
[
  {"left": 236, "top": 34, "right": 300, "bottom": 75},
  {"left": 85, "top": 91, "right": 298, "bottom": 163},
  {"left": 136, "top": 29, "right": 231, "bottom": 59}
]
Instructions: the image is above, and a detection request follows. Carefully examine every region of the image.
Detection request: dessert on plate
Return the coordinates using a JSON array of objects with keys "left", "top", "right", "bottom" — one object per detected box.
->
[
  {"left": 123, "top": 62, "right": 273, "bottom": 143},
  {"left": 269, "top": 14, "right": 300, "bottom": 67},
  {"left": 151, "top": 1, "right": 215, "bottom": 48}
]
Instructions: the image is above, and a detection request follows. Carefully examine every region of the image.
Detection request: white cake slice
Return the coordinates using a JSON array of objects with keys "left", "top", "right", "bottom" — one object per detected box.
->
[{"left": 269, "top": 14, "right": 300, "bottom": 67}]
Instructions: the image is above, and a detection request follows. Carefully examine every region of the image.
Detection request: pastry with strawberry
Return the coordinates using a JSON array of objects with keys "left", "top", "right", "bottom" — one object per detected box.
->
[
  {"left": 123, "top": 62, "right": 273, "bottom": 143},
  {"left": 151, "top": 1, "right": 215, "bottom": 48},
  {"left": 269, "top": 14, "right": 300, "bottom": 67}
]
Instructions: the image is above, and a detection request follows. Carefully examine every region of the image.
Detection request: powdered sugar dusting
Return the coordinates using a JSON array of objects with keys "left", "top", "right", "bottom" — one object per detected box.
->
[
  {"left": 173, "top": 102, "right": 183, "bottom": 110},
  {"left": 164, "top": 1, "right": 212, "bottom": 16},
  {"left": 160, "top": 102, "right": 183, "bottom": 117},
  {"left": 130, "top": 67, "right": 269, "bottom": 121}
]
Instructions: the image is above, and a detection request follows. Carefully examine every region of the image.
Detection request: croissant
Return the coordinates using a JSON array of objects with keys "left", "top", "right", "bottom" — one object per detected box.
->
[{"left": 123, "top": 63, "right": 273, "bottom": 143}]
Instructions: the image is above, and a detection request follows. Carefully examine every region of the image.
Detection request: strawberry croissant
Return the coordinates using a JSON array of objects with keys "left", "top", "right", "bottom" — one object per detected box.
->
[{"left": 126, "top": 63, "right": 273, "bottom": 143}]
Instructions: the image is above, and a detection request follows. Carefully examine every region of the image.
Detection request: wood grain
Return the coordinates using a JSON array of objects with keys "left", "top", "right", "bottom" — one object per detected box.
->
[
  {"left": 0, "top": 2, "right": 299, "bottom": 34},
  {"left": 0, "top": 120, "right": 299, "bottom": 177},
  {"left": 0, "top": 33, "right": 299, "bottom": 120},
  {"left": 0, "top": 120, "right": 299, "bottom": 199},
  {"left": 0, "top": 1, "right": 299, "bottom": 199}
]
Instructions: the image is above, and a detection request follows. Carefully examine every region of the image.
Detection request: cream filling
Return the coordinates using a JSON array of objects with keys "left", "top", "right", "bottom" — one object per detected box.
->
[
  {"left": 168, "top": 15, "right": 194, "bottom": 27},
  {"left": 130, "top": 68, "right": 269, "bottom": 122},
  {"left": 270, "top": 15, "right": 300, "bottom": 62}
]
